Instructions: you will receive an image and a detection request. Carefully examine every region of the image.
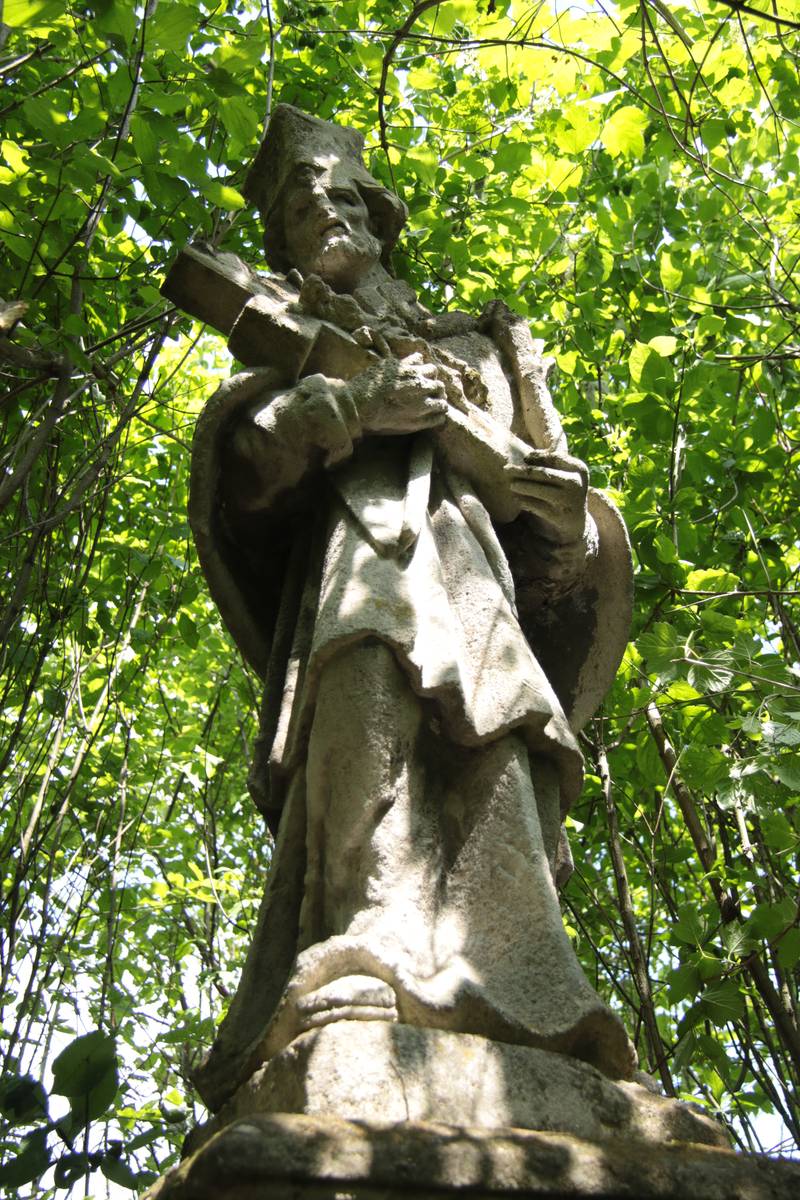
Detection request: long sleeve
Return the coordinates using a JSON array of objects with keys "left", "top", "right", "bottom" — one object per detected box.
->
[{"left": 226, "top": 373, "right": 362, "bottom": 514}]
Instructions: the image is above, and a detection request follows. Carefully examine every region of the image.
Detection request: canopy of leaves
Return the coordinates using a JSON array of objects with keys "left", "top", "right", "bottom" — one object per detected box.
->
[{"left": 1, "top": 0, "right": 799, "bottom": 1192}]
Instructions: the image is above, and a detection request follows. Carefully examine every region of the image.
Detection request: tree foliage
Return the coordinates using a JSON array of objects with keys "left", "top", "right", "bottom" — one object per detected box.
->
[{"left": 1, "top": 0, "right": 799, "bottom": 1192}]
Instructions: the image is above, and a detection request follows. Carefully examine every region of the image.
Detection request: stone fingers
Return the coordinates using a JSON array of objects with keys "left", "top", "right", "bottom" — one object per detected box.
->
[
  {"left": 504, "top": 463, "right": 587, "bottom": 498},
  {"left": 503, "top": 464, "right": 587, "bottom": 540},
  {"left": 519, "top": 450, "right": 590, "bottom": 488},
  {"left": 386, "top": 396, "right": 447, "bottom": 434}
]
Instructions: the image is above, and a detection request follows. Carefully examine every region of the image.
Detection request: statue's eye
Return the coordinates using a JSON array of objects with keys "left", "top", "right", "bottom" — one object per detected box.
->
[{"left": 289, "top": 185, "right": 315, "bottom": 213}]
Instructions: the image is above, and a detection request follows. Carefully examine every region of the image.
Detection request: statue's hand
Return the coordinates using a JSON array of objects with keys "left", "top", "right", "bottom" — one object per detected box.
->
[
  {"left": 351, "top": 354, "right": 448, "bottom": 435},
  {"left": 504, "top": 449, "right": 589, "bottom": 544},
  {"left": 297, "top": 273, "right": 420, "bottom": 359},
  {"left": 296, "top": 274, "right": 370, "bottom": 331}
]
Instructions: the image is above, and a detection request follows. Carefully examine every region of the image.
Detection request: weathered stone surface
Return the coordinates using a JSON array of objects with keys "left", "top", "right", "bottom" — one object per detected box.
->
[
  {"left": 160, "top": 242, "right": 294, "bottom": 339},
  {"left": 147, "top": 1112, "right": 800, "bottom": 1200},
  {"left": 200, "top": 1023, "right": 725, "bottom": 1152}
]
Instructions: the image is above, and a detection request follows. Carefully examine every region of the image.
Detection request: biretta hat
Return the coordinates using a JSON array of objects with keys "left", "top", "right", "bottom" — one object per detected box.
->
[{"left": 244, "top": 104, "right": 407, "bottom": 271}]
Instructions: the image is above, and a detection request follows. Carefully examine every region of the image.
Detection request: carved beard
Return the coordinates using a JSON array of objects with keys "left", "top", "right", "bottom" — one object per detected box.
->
[{"left": 306, "top": 226, "right": 383, "bottom": 291}]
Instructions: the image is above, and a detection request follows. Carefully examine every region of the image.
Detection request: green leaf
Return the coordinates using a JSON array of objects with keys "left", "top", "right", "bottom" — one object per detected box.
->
[
  {"left": 202, "top": 181, "right": 247, "bottom": 211},
  {"left": 4, "top": 0, "right": 62, "bottom": 26},
  {"left": 622, "top": 393, "right": 673, "bottom": 441},
  {"left": 130, "top": 114, "right": 160, "bottom": 166},
  {"left": 677, "top": 1000, "right": 705, "bottom": 1037},
  {"left": 53, "top": 1152, "right": 90, "bottom": 1188},
  {"left": 721, "top": 924, "right": 754, "bottom": 960},
  {"left": 178, "top": 612, "right": 199, "bottom": 649},
  {"left": 70, "top": 1060, "right": 119, "bottom": 1129},
  {"left": 406, "top": 144, "right": 439, "bottom": 185},
  {"left": 763, "top": 721, "right": 800, "bottom": 747},
  {"left": 0, "top": 1129, "right": 49, "bottom": 1188},
  {"left": 101, "top": 1154, "right": 140, "bottom": 1189},
  {"left": 748, "top": 898, "right": 795, "bottom": 940},
  {"left": 701, "top": 980, "right": 746, "bottom": 1022},
  {"left": 51, "top": 1031, "right": 117, "bottom": 1099},
  {"left": 681, "top": 744, "right": 729, "bottom": 789},
  {"left": 493, "top": 140, "right": 532, "bottom": 174},
  {"left": 660, "top": 251, "right": 682, "bottom": 291},
  {"left": 666, "top": 961, "right": 701, "bottom": 1003},
  {"left": 685, "top": 568, "right": 739, "bottom": 594},
  {"left": 639, "top": 622, "right": 681, "bottom": 673},
  {"left": 1, "top": 139, "right": 30, "bottom": 176},
  {"left": 95, "top": 0, "right": 137, "bottom": 45},
  {"left": 76, "top": 146, "right": 124, "bottom": 182},
  {"left": 219, "top": 97, "right": 260, "bottom": 148},
  {"left": 773, "top": 758, "right": 800, "bottom": 791},
  {"left": 653, "top": 532, "right": 680, "bottom": 565},
  {"left": 673, "top": 906, "right": 710, "bottom": 946},
  {"left": 146, "top": 89, "right": 189, "bottom": 115},
  {"left": 22, "top": 95, "right": 70, "bottom": 142},
  {"left": 700, "top": 609, "right": 739, "bottom": 637},
  {"left": 151, "top": 3, "right": 196, "bottom": 52},
  {"left": 126, "top": 1125, "right": 169, "bottom": 1153},
  {"left": 0, "top": 1074, "right": 49, "bottom": 1124},
  {"left": 648, "top": 335, "right": 678, "bottom": 357},
  {"left": 688, "top": 651, "right": 736, "bottom": 694},
  {"left": 601, "top": 105, "right": 648, "bottom": 158},
  {"left": 762, "top": 812, "right": 797, "bottom": 851},
  {"left": 673, "top": 1028, "right": 700, "bottom": 1073},
  {"left": 777, "top": 928, "right": 800, "bottom": 970},
  {"left": 628, "top": 340, "right": 653, "bottom": 385}
]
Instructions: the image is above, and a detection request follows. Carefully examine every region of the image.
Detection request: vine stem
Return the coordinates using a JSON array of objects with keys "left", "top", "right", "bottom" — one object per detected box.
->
[
  {"left": 377, "top": 0, "right": 442, "bottom": 188},
  {"left": 596, "top": 738, "right": 676, "bottom": 1095}
]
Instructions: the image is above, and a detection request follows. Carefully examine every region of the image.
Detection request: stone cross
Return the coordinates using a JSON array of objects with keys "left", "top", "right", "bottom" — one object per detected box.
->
[{"left": 162, "top": 241, "right": 377, "bottom": 379}]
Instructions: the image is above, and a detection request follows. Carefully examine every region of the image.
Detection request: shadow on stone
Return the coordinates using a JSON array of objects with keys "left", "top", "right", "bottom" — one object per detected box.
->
[{"left": 147, "top": 1106, "right": 800, "bottom": 1200}]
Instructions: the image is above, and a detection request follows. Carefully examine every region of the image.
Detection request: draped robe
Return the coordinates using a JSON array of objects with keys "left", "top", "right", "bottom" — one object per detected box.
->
[{"left": 188, "top": 298, "right": 636, "bottom": 1112}]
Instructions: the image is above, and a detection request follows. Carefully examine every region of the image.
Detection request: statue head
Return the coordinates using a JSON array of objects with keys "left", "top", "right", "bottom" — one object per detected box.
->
[{"left": 244, "top": 105, "right": 408, "bottom": 291}]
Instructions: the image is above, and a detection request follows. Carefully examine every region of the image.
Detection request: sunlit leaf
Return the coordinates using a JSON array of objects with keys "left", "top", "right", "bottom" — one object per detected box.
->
[
  {"left": 601, "top": 105, "right": 648, "bottom": 158},
  {"left": 5, "top": 0, "right": 61, "bottom": 26},
  {"left": 202, "top": 181, "right": 247, "bottom": 210},
  {"left": 648, "top": 335, "right": 678, "bottom": 357},
  {"left": 702, "top": 981, "right": 746, "bottom": 1022}
]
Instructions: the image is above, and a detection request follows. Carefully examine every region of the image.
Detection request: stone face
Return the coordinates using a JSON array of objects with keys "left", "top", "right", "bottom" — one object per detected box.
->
[
  {"left": 147, "top": 1112, "right": 800, "bottom": 1200},
  {"left": 195, "top": 1022, "right": 726, "bottom": 1153}
]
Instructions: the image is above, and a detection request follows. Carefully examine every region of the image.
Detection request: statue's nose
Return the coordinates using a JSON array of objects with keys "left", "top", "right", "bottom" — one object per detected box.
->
[{"left": 313, "top": 193, "right": 345, "bottom": 229}]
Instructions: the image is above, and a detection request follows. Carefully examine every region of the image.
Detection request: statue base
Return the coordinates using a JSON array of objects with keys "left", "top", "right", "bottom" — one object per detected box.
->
[
  {"left": 190, "top": 1020, "right": 726, "bottom": 1150},
  {"left": 147, "top": 1112, "right": 800, "bottom": 1200},
  {"left": 145, "top": 1023, "right": 800, "bottom": 1198}
]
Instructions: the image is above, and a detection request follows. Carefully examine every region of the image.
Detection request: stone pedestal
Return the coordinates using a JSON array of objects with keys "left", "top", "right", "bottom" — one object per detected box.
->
[
  {"left": 192, "top": 1021, "right": 726, "bottom": 1150},
  {"left": 149, "top": 1112, "right": 800, "bottom": 1199},
  {"left": 145, "top": 1021, "right": 800, "bottom": 1199}
]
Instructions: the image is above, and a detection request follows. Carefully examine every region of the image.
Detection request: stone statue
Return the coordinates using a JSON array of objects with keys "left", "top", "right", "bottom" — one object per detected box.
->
[{"left": 171, "top": 104, "right": 638, "bottom": 1116}]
